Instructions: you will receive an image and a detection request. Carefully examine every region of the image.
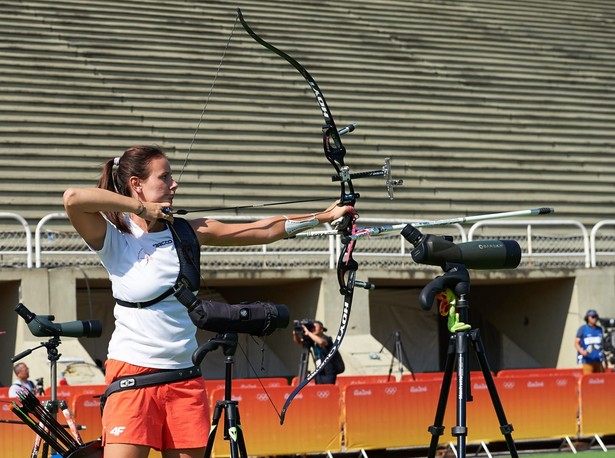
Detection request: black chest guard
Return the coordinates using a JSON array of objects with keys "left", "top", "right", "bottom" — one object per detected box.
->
[{"left": 115, "top": 218, "right": 201, "bottom": 308}]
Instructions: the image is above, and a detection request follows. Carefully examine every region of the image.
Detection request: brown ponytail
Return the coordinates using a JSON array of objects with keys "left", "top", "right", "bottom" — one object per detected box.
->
[{"left": 97, "top": 145, "right": 167, "bottom": 233}]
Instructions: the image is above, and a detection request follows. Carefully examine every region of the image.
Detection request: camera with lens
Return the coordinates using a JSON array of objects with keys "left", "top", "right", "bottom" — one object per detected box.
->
[
  {"left": 600, "top": 317, "right": 615, "bottom": 328},
  {"left": 600, "top": 317, "right": 615, "bottom": 365},
  {"left": 293, "top": 319, "right": 315, "bottom": 341},
  {"left": 35, "top": 377, "right": 44, "bottom": 395}
]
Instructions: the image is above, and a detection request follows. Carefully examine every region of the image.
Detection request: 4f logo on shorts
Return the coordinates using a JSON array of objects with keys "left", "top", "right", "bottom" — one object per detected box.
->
[{"left": 109, "top": 426, "right": 126, "bottom": 436}]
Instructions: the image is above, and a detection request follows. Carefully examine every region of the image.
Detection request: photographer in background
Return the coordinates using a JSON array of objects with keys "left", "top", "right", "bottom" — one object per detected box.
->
[
  {"left": 293, "top": 320, "right": 345, "bottom": 384},
  {"left": 575, "top": 309, "right": 607, "bottom": 374},
  {"left": 8, "top": 362, "right": 36, "bottom": 397}
]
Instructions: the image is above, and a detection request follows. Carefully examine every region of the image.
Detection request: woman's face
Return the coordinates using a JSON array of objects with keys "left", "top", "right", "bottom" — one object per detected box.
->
[{"left": 138, "top": 156, "right": 178, "bottom": 204}]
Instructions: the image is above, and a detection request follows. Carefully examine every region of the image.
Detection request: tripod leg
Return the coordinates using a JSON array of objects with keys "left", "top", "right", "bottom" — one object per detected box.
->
[
  {"left": 427, "top": 335, "right": 456, "bottom": 458},
  {"left": 31, "top": 433, "right": 45, "bottom": 458},
  {"left": 387, "top": 342, "right": 396, "bottom": 382},
  {"left": 224, "top": 401, "right": 248, "bottom": 458},
  {"left": 395, "top": 340, "right": 404, "bottom": 379},
  {"left": 452, "top": 331, "right": 469, "bottom": 458},
  {"left": 398, "top": 339, "right": 417, "bottom": 380},
  {"left": 203, "top": 401, "right": 224, "bottom": 458},
  {"left": 469, "top": 329, "right": 519, "bottom": 458},
  {"left": 233, "top": 405, "right": 248, "bottom": 458},
  {"left": 298, "top": 345, "right": 311, "bottom": 382}
]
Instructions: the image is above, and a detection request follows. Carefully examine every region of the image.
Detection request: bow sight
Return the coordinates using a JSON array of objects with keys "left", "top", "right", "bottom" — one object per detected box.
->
[{"left": 331, "top": 156, "right": 404, "bottom": 200}]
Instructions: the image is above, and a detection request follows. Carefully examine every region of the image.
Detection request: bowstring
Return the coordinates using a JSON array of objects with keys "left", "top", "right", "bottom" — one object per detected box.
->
[
  {"left": 177, "top": 13, "right": 239, "bottom": 184},
  {"left": 174, "top": 12, "right": 284, "bottom": 420},
  {"left": 171, "top": 12, "right": 239, "bottom": 300},
  {"left": 238, "top": 337, "right": 284, "bottom": 421}
]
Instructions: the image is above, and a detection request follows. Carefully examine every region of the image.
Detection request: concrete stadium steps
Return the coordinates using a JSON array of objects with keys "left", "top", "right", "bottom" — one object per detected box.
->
[{"left": 1, "top": 0, "right": 615, "bottom": 230}]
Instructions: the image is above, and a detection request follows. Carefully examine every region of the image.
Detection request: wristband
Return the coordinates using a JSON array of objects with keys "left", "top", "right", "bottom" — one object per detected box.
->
[{"left": 284, "top": 215, "right": 319, "bottom": 236}]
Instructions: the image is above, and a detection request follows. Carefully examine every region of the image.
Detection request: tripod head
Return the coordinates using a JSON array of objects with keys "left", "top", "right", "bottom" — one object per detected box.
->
[
  {"left": 192, "top": 332, "right": 239, "bottom": 366},
  {"left": 12, "top": 335, "right": 64, "bottom": 402},
  {"left": 12, "top": 335, "right": 62, "bottom": 363},
  {"left": 192, "top": 333, "right": 241, "bottom": 403},
  {"left": 377, "top": 330, "right": 401, "bottom": 353},
  {"left": 419, "top": 263, "right": 470, "bottom": 312}
]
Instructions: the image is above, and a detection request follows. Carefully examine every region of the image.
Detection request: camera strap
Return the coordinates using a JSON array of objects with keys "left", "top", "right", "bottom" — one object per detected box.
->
[
  {"left": 100, "top": 365, "right": 201, "bottom": 413},
  {"left": 115, "top": 218, "right": 201, "bottom": 309}
]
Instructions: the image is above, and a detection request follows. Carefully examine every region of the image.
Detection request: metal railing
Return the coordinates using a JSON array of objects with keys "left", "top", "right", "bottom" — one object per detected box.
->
[
  {"left": 0, "top": 212, "right": 32, "bottom": 268},
  {"left": 33, "top": 213, "right": 337, "bottom": 269},
  {"left": 29, "top": 215, "right": 466, "bottom": 269},
  {"left": 468, "top": 219, "right": 590, "bottom": 268},
  {"left": 0, "top": 212, "right": 607, "bottom": 269},
  {"left": 35, "top": 212, "right": 95, "bottom": 268},
  {"left": 590, "top": 220, "right": 615, "bottom": 268}
]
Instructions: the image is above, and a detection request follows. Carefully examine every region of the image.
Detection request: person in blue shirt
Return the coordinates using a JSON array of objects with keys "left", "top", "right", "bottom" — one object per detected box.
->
[{"left": 575, "top": 309, "right": 607, "bottom": 374}]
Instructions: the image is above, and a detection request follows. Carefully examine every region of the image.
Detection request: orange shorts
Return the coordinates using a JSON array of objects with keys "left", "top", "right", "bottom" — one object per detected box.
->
[{"left": 102, "top": 359, "right": 210, "bottom": 450}]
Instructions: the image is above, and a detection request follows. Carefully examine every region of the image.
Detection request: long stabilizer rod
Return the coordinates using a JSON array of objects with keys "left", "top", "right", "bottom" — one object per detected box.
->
[{"left": 294, "top": 207, "right": 554, "bottom": 240}]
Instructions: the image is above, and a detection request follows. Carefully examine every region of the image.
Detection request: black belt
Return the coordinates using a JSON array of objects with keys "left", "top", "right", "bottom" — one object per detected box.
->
[{"left": 103, "top": 365, "right": 201, "bottom": 401}]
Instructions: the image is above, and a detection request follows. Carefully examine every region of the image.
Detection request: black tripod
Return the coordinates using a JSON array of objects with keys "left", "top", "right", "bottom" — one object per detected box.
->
[
  {"left": 193, "top": 332, "right": 248, "bottom": 458},
  {"left": 420, "top": 264, "right": 518, "bottom": 458},
  {"left": 379, "top": 331, "right": 416, "bottom": 381},
  {"left": 297, "top": 337, "right": 314, "bottom": 382}
]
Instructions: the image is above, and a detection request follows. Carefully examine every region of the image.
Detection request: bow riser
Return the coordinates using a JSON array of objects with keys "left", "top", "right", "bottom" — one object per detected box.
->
[
  {"left": 336, "top": 297, "right": 351, "bottom": 345},
  {"left": 309, "top": 81, "right": 331, "bottom": 121}
]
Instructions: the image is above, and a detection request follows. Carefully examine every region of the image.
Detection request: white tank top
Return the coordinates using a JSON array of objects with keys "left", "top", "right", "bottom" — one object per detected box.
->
[{"left": 96, "top": 217, "right": 198, "bottom": 369}]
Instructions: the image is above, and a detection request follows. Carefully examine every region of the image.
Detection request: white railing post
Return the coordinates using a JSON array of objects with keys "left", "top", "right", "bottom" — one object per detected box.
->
[
  {"left": 35, "top": 212, "right": 68, "bottom": 268},
  {"left": 590, "top": 220, "right": 615, "bottom": 268},
  {"left": 0, "top": 212, "right": 33, "bottom": 268}
]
